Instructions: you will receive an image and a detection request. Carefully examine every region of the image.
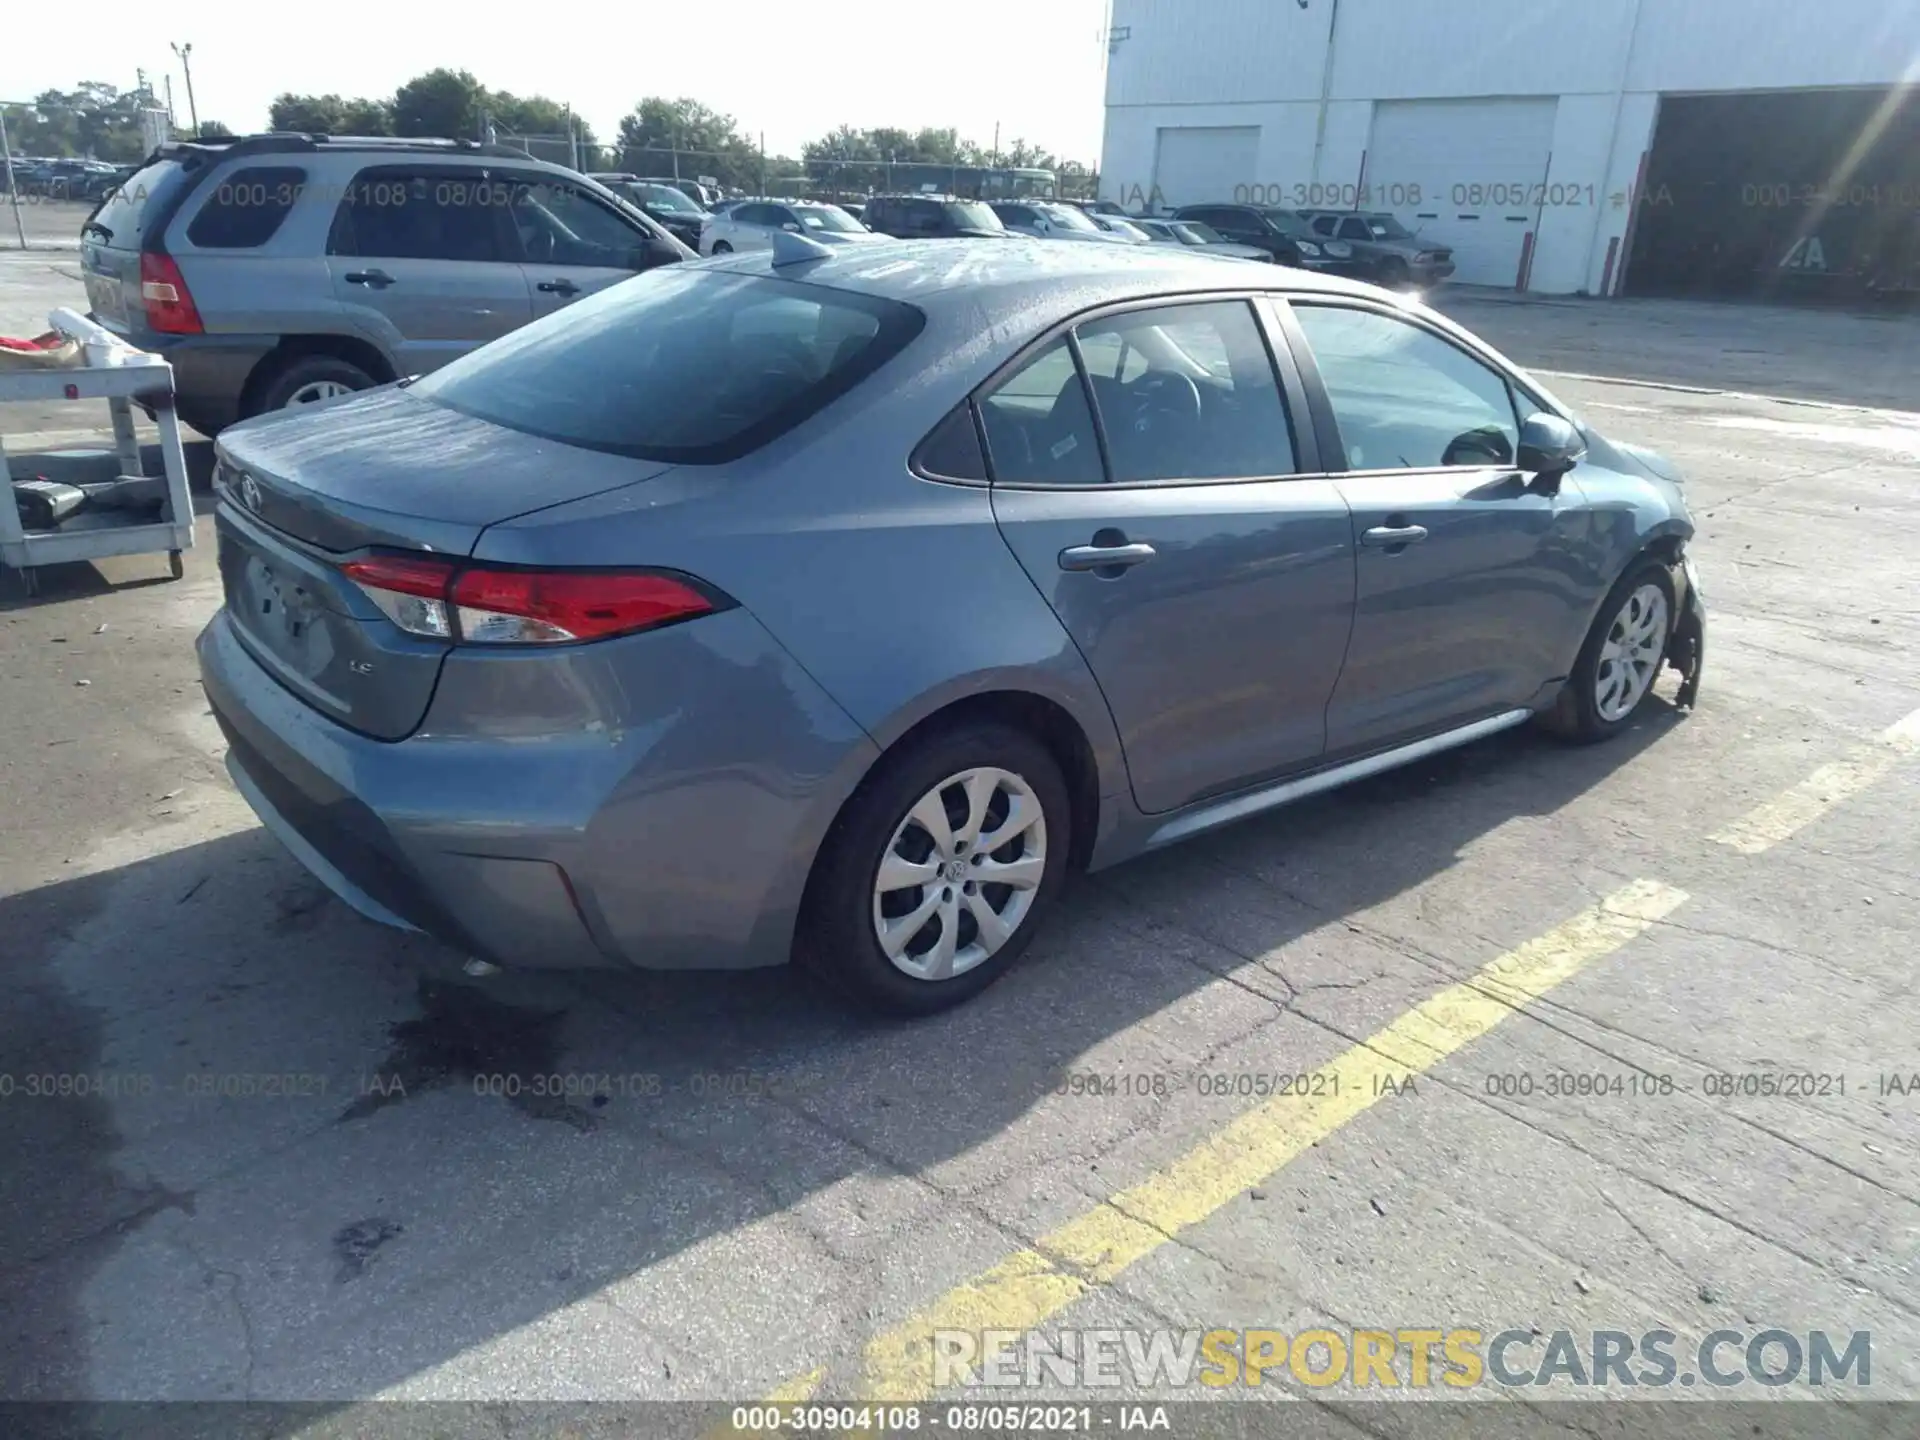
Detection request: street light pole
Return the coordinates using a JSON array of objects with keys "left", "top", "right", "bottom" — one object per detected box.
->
[
  {"left": 171, "top": 43, "right": 199, "bottom": 136},
  {"left": 1, "top": 105, "right": 28, "bottom": 249}
]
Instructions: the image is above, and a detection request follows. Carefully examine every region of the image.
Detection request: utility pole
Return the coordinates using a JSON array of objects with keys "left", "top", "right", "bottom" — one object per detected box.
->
[
  {"left": 164, "top": 75, "right": 177, "bottom": 128},
  {"left": 1308, "top": 0, "right": 1342, "bottom": 189},
  {"left": 1, "top": 106, "right": 28, "bottom": 249},
  {"left": 170, "top": 43, "right": 199, "bottom": 135}
]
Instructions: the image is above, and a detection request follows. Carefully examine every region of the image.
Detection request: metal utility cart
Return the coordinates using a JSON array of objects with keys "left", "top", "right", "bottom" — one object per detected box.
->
[{"left": 0, "top": 307, "right": 195, "bottom": 596}]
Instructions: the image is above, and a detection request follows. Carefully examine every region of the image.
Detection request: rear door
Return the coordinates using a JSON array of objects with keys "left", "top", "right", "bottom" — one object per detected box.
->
[
  {"left": 1279, "top": 298, "right": 1589, "bottom": 754},
  {"left": 502, "top": 172, "right": 657, "bottom": 318},
  {"left": 323, "top": 165, "right": 533, "bottom": 377},
  {"left": 983, "top": 297, "right": 1356, "bottom": 815}
]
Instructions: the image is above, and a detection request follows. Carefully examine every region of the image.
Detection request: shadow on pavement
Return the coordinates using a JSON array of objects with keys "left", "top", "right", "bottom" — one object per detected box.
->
[{"left": 0, "top": 693, "right": 1686, "bottom": 1416}]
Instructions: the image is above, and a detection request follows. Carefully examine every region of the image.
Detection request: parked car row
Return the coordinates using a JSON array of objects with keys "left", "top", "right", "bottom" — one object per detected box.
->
[
  {"left": 4, "top": 156, "right": 133, "bottom": 200},
  {"left": 74, "top": 129, "right": 1458, "bottom": 438},
  {"left": 682, "top": 188, "right": 1454, "bottom": 289}
]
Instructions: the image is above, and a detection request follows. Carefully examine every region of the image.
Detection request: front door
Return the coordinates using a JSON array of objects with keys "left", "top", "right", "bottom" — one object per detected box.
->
[
  {"left": 324, "top": 166, "right": 532, "bottom": 377},
  {"left": 504, "top": 174, "right": 657, "bottom": 319},
  {"left": 983, "top": 298, "right": 1356, "bottom": 815},
  {"left": 1283, "top": 299, "right": 1589, "bottom": 755}
]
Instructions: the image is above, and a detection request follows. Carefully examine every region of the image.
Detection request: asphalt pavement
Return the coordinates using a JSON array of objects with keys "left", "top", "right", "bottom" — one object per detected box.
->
[{"left": 2, "top": 247, "right": 1917, "bottom": 1437}]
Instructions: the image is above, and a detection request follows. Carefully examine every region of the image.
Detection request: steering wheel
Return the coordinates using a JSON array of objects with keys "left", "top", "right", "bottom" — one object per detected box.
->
[
  {"left": 520, "top": 218, "right": 555, "bottom": 264},
  {"left": 1128, "top": 372, "right": 1203, "bottom": 439}
]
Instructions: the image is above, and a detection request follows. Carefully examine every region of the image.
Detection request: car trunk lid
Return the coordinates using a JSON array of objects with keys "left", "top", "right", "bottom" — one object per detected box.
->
[{"left": 215, "top": 386, "right": 671, "bottom": 739}]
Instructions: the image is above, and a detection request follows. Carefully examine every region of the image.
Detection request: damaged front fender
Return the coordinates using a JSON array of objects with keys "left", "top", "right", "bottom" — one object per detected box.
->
[{"left": 1667, "top": 554, "right": 1707, "bottom": 713}]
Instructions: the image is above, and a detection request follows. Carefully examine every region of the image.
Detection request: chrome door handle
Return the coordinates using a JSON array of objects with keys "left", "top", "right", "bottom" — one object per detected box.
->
[
  {"left": 1361, "top": 525, "right": 1429, "bottom": 548},
  {"left": 1059, "top": 542, "right": 1157, "bottom": 572}
]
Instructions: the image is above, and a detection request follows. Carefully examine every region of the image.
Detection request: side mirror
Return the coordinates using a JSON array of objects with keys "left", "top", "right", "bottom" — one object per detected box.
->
[
  {"left": 1517, "top": 412, "right": 1586, "bottom": 492},
  {"left": 781, "top": 222, "right": 802, "bottom": 233}
]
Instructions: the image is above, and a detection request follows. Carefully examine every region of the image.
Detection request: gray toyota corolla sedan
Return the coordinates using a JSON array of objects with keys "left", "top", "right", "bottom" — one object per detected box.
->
[{"left": 198, "top": 234, "right": 1705, "bottom": 1015}]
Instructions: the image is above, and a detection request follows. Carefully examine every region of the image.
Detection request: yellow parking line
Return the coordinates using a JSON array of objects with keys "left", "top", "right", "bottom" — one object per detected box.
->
[
  {"left": 766, "top": 1366, "right": 826, "bottom": 1402},
  {"left": 1710, "top": 708, "right": 1920, "bottom": 856},
  {"left": 749, "top": 879, "right": 1688, "bottom": 1405}
]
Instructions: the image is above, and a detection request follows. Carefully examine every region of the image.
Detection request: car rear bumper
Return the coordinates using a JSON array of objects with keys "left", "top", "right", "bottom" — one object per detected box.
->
[
  {"left": 197, "top": 603, "right": 879, "bottom": 972},
  {"left": 106, "top": 328, "right": 278, "bottom": 432}
]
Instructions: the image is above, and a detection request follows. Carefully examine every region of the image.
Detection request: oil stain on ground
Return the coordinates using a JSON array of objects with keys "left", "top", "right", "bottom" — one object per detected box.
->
[
  {"left": 331, "top": 1217, "right": 404, "bottom": 1282},
  {"left": 338, "top": 977, "right": 597, "bottom": 1131}
]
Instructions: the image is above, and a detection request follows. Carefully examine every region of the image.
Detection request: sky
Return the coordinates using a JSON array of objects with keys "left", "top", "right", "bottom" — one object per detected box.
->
[{"left": 3, "top": 0, "right": 1113, "bottom": 162}]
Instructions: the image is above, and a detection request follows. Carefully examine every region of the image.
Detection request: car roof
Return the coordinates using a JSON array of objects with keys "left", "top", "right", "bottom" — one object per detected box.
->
[{"left": 696, "top": 236, "right": 1381, "bottom": 312}]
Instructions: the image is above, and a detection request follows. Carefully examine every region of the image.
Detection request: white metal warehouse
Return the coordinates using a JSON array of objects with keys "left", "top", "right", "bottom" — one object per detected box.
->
[{"left": 1098, "top": 0, "right": 1920, "bottom": 299}]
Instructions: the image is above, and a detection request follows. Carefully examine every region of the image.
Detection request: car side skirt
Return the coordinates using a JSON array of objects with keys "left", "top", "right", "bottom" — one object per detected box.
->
[{"left": 1141, "top": 708, "right": 1534, "bottom": 850}]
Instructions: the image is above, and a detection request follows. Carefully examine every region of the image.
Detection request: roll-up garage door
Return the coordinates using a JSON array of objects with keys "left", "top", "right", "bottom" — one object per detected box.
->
[
  {"left": 1366, "top": 98, "right": 1557, "bottom": 286},
  {"left": 1150, "top": 126, "right": 1261, "bottom": 211}
]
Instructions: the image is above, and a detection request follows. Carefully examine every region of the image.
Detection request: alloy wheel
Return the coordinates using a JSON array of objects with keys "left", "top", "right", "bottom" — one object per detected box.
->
[
  {"left": 1595, "top": 583, "right": 1668, "bottom": 721},
  {"left": 285, "top": 380, "right": 354, "bottom": 407},
  {"left": 871, "top": 766, "right": 1047, "bottom": 982}
]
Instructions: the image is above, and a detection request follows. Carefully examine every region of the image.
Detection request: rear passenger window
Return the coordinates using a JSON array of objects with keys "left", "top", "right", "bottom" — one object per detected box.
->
[
  {"left": 1076, "top": 301, "right": 1297, "bottom": 482},
  {"left": 978, "top": 337, "right": 1104, "bottom": 486},
  {"left": 915, "top": 404, "right": 987, "bottom": 482},
  {"left": 327, "top": 170, "right": 509, "bottom": 263},
  {"left": 186, "top": 166, "right": 306, "bottom": 248}
]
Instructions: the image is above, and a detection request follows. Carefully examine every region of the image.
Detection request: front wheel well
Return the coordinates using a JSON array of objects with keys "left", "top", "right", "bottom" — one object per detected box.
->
[
  {"left": 1641, "top": 533, "right": 1686, "bottom": 568},
  {"left": 239, "top": 336, "right": 397, "bottom": 417}
]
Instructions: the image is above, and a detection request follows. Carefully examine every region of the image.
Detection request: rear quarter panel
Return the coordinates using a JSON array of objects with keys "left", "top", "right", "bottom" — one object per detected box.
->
[
  {"left": 472, "top": 287, "right": 1132, "bottom": 806},
  {"left": 165, "top": 163, "right": 356, "bottom": 344}
]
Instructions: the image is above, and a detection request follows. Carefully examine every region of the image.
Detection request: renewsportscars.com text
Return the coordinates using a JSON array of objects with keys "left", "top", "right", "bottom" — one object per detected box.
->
[{"left": 933, "top": 1327, "right": 1871, "bottom": 1390}]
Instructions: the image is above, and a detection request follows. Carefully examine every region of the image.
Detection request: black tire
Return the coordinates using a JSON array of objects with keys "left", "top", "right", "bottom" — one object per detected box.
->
[
  {"left": 251, "top": 355, "right": 376, "bottom": 415},
  {"left": 1377, "top": 256, "right": 1411, "bottom": 289},
  {"left": 711, "top": 240, "right": 733, "bottom": 254},
  {"left": 798, "top": 722, "right": 1072, "bottom": 1017},
  {"left": 1543, "top": 559, "right": 1676, "bottom": 744},
  {"left": 174, "top": 404, "right": 225, "bottom": 438}
]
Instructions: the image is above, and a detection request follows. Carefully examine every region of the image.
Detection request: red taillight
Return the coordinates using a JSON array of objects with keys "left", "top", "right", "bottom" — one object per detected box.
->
[
  {"left": 341, "top": 555, "right": 457, "bottom": 600},
  {"left": 139, "top": 252, "right": 203, "bottom": 334},
  {"left": 450, "top": 568, "right": 714, "bottom": 644},
  {"left": 341, "top": 555, "right": 457, "bottom": 639},
  {"left": 340, "top": 555, "right": 716, "bottom": 646}
]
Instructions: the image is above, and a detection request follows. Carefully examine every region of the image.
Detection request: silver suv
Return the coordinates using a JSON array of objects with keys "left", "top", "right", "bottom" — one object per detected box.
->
[{"left": 79, "top": 134, "right": 691, "bottom": 436}]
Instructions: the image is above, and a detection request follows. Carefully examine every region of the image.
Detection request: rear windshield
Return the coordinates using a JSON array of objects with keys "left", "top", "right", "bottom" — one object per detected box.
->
[
  {"left": 943, "top": 201, "right": 1003, "bottom": 232},
  {"left": 413, "top": 269, "right": 926, "bottom": 464},
  {"left": 87, "top": 156, "right": 192, "bottom": 245},
  {"left": 1259, "top": 208, "right": 1316, "bottom": 238},
  {"left": 637, "top": 183, "right": 704, "bottom": 214},
  {"left": 795, "top": 206, "right": 865, "bottom": 234}
]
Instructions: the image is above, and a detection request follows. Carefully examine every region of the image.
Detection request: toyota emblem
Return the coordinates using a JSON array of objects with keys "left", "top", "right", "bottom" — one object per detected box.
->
[{"left": 239, "top": 474, "right": 262, "bottom": 511}]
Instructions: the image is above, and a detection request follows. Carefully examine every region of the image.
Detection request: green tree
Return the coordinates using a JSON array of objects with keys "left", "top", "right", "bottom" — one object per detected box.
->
[
  {"left": 616, "top": 97, "right": 757, "bottom": 186},
  {"left": 392, "top": 68, "right": 486, "bottom": 140},
  {"left": 999, "top": 137, "right": 1056, "bottom": 170},
  {"left": 487, "top": 91, "right": 594, "bottom": 146},
  {"left": 339, "top": 97, "right": 395, "bottom": 135},
  {"left": 13, "top": 84, "right": 149, "bottom": 161},
  {"left": 268, "top": 92, "right": 347, "bottom": 134},
  {"left": 196, "top": 119, "right": 234, "bottom": 138}
]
